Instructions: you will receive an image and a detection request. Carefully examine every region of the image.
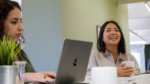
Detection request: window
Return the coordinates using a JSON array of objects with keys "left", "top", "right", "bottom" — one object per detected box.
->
[{"left": 130, "top": 45, "right": 145, "bottom": 73}]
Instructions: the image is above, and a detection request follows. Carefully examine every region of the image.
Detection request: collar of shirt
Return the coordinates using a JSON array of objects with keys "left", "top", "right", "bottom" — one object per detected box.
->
[{"left": 101, "top": 50, "right": 127, "bottom": 61}]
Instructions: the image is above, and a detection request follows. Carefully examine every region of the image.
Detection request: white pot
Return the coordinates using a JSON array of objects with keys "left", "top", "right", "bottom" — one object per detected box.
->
[{"left": 0, "top": 65, "right": 17, "bottom": 84}]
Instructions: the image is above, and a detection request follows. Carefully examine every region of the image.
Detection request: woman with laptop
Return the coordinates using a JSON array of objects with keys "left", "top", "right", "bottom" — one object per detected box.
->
[
  {"left": 86, "top": 21, "right": 140, "bottom": 77},
  {"left": 0, "top": 0, "right": 55, "bottom": 83}
]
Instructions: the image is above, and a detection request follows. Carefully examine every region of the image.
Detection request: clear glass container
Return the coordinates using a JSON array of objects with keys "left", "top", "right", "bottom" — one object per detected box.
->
[{"left": 13, "top": 61, "right": 26, "bottom": 84}]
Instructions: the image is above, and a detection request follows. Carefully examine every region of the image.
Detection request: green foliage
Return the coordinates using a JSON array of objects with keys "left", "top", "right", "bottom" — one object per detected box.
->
[{"left": 0, "top": 35, "right": 22, "bottom": 65}]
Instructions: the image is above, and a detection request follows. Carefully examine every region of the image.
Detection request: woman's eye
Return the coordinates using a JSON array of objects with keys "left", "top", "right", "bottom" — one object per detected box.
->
[
  {"left": 115, "top": 30, "right": 119, "bottom": 31},
  {"left": 11, "top": 21, "right": 17, "bottom": 24},
  {"left": 106, "top": 30, "right": 110, "bottom": 32}
]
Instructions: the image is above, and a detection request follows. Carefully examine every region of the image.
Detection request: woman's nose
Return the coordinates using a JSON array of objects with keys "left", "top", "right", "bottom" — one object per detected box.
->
[
  {"left": 19, "top": 24, "right": 24, "bottom": 31},
  {"left": 110, "top": 31, "right": 115, "bottom": 35}
]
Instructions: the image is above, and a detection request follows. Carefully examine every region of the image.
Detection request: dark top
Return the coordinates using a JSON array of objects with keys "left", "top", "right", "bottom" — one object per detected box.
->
[{"left": 19, "top": 49, "right": 36, "bottom": 73}]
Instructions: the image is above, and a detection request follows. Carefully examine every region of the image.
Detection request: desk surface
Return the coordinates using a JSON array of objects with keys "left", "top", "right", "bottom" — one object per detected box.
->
[
  {"left": 84, "top": 74, "right": 150, "bottom": 84},
  {"left": 28, "top": 75, "right": 150, "bottom": 84}
]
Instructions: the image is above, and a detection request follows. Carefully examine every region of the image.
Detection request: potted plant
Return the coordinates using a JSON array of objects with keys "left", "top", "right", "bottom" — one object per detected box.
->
[{"left": 0, "top": 35, "right": 22, "bottom": 84}]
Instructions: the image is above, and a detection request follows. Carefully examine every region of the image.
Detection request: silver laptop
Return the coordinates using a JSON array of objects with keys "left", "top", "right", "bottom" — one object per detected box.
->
[{"left": 54, "top": 39, "right": 93, "bottom": 84}]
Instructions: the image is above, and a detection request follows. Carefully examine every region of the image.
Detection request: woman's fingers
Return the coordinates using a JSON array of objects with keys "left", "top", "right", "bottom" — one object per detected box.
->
[
  {"left": 121, "top": 66, "right": 133, "bottom": 71},
  {"left": 128, "top": 71, "right": 134, "bottom": 76},
  {"left": 117, "top": 65, "right": 134, "bottom": 77},
  {"left": 122, "top": 66, "right": 133, "bottom": 70},
  {"left": 119, "top": 63, "right": 126, "bottom": 67},
  {"left": 124, "top": 71, "right": 134, "bottom": 77},
  {"left": 38, "top": 73, "right": 54, "bottom": 83},
  {"left": 124, "top": 69, "right": 134, "bottom": 73},
  {"left": 44, "top": 76, "right": 54, "bottom": 83},
  {"left": 41, "top": 71, "right": 56, "bottom": 78},
  {"left": 122, "top": 67, "right": 134, "bottom": 77}
]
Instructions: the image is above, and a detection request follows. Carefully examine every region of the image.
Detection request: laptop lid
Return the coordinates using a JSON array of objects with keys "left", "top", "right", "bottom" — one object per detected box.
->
[{"left": 54, "top": 39, "right": 93, "bottom": 84}]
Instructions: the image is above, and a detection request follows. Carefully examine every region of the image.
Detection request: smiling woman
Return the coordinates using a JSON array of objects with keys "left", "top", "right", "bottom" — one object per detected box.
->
[{"left": 86, "top": 21, "right": 141, "bottom": 77}]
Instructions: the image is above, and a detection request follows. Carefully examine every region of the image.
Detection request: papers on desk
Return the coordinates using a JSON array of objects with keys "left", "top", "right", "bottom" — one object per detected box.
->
[
  {"left": 84, "top": 74, "right": 150, "bottom": 84},
  {"left": 118, "top": 74, "right": 150, "bottom": 84}
]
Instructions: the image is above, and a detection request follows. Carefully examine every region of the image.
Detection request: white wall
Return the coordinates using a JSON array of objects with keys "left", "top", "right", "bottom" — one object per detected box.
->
[
  {"left": 22, "top": 0, "right": 62, "bottom": 72},
  {"left": 11, "top": 0, "right": 21, "bottom": 5},
  {"left": 61, "top": 0, "right": 130, "bottom": 52}
]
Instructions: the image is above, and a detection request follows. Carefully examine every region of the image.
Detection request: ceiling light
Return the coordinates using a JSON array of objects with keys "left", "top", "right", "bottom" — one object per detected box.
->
[
  {"left": 145, "top": 2, "right": 150, "bottom": 12},
  {"left": 130, "top": 41, "right": 147, "bottom": 45}
]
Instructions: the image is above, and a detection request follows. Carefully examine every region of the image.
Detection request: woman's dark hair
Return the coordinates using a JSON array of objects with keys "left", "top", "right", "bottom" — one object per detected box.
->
[
  {"left": 97, "top": 21, "right": 126, "bottom": 54},
  {"left": 0, "top": 0, "right": 25, "bottom": 46}
]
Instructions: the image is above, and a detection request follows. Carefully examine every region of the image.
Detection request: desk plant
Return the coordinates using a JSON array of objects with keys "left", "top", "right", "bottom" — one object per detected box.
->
[
  {"left": 0, "top": 35, "right": 21, "bottom": 65},
  {"left": 0, "top": 35, "right": 22, "bottom": 84}
]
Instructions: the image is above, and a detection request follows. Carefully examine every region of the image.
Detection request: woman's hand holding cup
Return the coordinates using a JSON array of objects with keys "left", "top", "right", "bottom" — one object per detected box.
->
[{"left": 117, "top": 62, "right": 134, "bottom": 77}]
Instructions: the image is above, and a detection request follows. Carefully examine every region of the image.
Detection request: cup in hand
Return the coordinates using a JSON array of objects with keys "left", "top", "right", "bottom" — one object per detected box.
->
[{"left": 122, "top": 61, "right": 135, "bottom": 76}]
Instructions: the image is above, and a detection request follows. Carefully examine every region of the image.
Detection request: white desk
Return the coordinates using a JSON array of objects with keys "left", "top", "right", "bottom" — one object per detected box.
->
[{"left": 84, "top": 74, "right": 150, "bottom": 84}]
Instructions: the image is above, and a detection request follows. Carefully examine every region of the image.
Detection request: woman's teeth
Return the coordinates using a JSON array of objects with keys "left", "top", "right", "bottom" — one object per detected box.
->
[{"left": 110, "top": 37, "right": 116, "bottom": 39}]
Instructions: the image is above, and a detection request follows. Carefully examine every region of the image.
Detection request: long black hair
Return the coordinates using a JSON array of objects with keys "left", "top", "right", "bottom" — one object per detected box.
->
[
  {"left": 0, "top": 0, "right": 25, "bottom": 46},
  {"left": 97, "top": 21, "right": 126, "bottom": 54}
]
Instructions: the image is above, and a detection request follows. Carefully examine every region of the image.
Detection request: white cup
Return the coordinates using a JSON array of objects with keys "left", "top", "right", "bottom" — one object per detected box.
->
[
  {"left": 91, "top": 67, "right": 117, "bottom": 84},
  {"left": 122, "top": 61, "right": 135, "bottom": 76}
]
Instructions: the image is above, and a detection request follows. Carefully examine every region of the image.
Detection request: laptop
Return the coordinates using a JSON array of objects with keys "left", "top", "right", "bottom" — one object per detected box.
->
[
  {"left": 36, "top": 39, "right": 93, "bottom": 84},
  {"left": 54, "top": 39, "right": 93, "bottom": 84}
]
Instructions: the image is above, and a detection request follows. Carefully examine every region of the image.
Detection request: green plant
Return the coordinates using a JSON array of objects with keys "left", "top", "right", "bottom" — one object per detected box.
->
[{"left": 0, "top": 35, "right": 22, "bottom": 65}]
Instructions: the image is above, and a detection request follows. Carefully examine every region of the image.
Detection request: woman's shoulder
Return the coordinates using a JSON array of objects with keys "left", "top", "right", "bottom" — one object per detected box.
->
[
  {"left": 124, "top": 52, "right": 132, "bottom": 56},
  {"left": 19, "top": 49, "right": 30, "bottom": 61},
  {"left": 122, "top": 52, "right": 135, "bottom": 60},
  {"left": 91, "top": 49, "right": 101, "bottom": 54},
  {"left": 20, "top": 49, "right": 28, "bottom": 56},
  {"left": 90, "top": 49, "right": 103, "bottom": 57},
  {"left": 124, "top": 52, "right": 134, "bottom": 57}
]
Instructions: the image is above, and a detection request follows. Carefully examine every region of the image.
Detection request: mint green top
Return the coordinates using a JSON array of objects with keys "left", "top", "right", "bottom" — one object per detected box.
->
[{"left": 19, "top": 50, "right": 36, "bottom": 73}]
